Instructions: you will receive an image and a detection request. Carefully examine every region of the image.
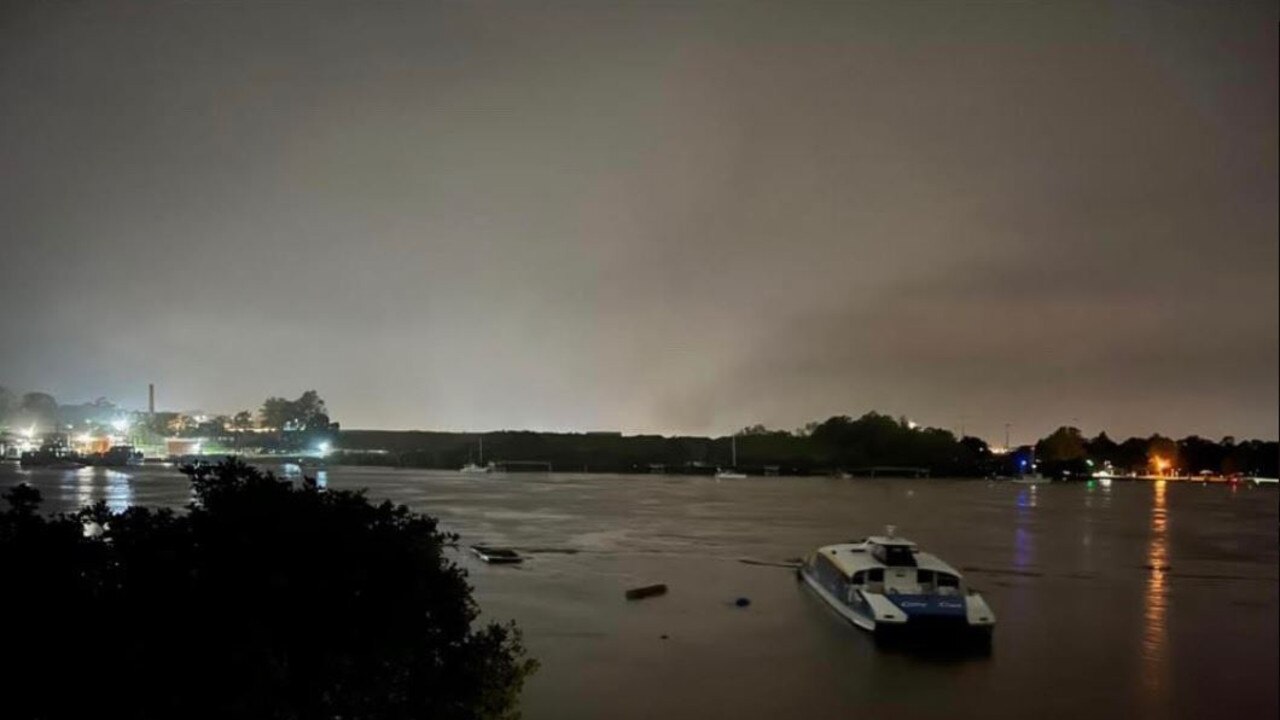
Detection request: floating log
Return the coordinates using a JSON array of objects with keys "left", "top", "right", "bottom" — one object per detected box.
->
[
  {"left": 625, "top": 584, "right": 668, "bottom": 600},
  {"left": 470, "top": 546, "right": 523, "bottom": 564},
  {"left": 738, "top": 558, "right": 802, "bottom": 569}
]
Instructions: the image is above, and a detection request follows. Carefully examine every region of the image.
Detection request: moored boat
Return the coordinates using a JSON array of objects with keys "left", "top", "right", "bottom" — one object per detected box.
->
[
  {"left": 460, "top": 437, "right": 492, "bottom": 474},
  {"left": 799, "top": 529, "right": 995, "bottom": 646},
  {"left": 91, "top": 445, "right": 144, "bottom": 467},
  {"left": 470, "top": 546, "right": 522, "bottom": 564},
  {"left": 20, "top": 444, "right": 86, "bottom": 469},
  {"left": 715, "top": 434, "right": 747, "bottom": 479}
]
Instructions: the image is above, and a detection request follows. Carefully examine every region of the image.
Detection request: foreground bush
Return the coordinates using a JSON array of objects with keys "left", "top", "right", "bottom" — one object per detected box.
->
[{"left": 0, "top": 459, "right": 535, "bottom": 720}]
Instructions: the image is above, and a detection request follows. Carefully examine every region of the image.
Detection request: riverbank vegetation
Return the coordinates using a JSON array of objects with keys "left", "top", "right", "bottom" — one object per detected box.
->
[
  {"left": 336, "top": 413, "right": 1278, "bottom": 479},
  {"left": 0, "top": 459, "right": 535, "bottom": 720}
]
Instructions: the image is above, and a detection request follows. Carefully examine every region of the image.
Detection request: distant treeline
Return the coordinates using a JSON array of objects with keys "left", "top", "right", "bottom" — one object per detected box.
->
[
  {"left": 1031, "top": 426, "right": 1277, "bottom": 478},
  {"left": 335, "top": 413, "right": 1279, "bottom": 478}
]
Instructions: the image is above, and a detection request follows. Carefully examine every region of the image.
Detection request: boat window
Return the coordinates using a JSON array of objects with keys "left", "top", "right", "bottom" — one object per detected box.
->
[
  {"left": 937, "top": 574, "right": 959, "bottom": 588},
  {"left": 871, "top": 543, "right": 918, "bottom": 567},
  {"left": 865, "top": 568, "right": 885, "bottom": 593},
  {"left": 917, "top": 569, "right": 934, "bottom": 586},
  {"left": 851, "top": 571, "right": 866, "bottom": 586},
  {"left": 815, "top": 554, "right": 840, "bottom": 583},
  {"left": 814, "top": 554, "right": 851, "bottom": 596}
]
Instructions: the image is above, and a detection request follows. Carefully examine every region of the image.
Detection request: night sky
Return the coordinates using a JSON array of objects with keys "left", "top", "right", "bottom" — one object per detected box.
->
[{"left": 1, "top": 2, "right": 1275, "bottom": 443}]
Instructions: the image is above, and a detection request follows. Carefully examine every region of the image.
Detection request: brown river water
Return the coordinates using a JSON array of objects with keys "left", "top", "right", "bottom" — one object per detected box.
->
[{"left": 4, "top": 464, "right": 1276, "bottom": 720}]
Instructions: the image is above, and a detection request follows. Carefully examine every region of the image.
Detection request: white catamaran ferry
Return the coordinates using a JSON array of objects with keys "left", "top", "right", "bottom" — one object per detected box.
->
[{"left": 799, "top": 529, "right": 995, "bottom": 644}]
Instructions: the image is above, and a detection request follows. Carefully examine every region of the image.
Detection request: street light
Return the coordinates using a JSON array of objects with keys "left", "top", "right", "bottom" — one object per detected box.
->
[{"left": 1153, "top": 457, "right": 1171, "bottom": 476}]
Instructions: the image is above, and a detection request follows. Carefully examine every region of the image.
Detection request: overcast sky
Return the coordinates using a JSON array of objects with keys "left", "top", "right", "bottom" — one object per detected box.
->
[{"left": 1, "top": 2, "right": 1276, "bottom": 443}]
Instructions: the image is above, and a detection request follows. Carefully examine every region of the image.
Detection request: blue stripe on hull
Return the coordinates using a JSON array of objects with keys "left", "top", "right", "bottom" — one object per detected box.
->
[{"left": 886, "top": 594, "right": 967, "bottom": 618}]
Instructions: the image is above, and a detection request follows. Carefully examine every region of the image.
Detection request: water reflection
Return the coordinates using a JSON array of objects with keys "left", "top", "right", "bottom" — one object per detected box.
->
[
  {"left": 104, "top": 470, "right": 134, "bottom": 512},
  {"left": 1014, "top": 489, "right": 1033, "bottom": 570},
  {"left": 53, "top": 468, "right": 136, "bottom": 514},
  {"left": 1142, "top": 480, "right": 1169, "bottom": 699},
  {"left": 67, "top": 467, "right": 95, "bottom": 509}
]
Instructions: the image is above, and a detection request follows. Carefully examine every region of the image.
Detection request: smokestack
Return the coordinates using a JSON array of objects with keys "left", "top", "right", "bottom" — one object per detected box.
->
[{"left": 149, "top": 384, "right": 155, "bottom": 415}]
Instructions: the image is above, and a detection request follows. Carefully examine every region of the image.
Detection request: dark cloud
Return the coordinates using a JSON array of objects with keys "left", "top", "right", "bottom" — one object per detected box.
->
[{"left": 1, "top": 1, "right": 1275, "bottom": 440}]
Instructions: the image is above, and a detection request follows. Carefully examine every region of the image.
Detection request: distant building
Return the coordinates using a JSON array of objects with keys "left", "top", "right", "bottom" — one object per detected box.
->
[{"left": 165, "top": 438, "right": 203, "bottom": 457}]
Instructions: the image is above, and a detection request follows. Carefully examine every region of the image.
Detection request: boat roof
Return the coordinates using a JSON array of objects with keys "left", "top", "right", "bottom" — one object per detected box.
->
[
  {"left": 864, "top": 535, "right": 916, "bottom": 547},
  {"left": 815, "top": 538, "right": 962, "bottom": 578}
]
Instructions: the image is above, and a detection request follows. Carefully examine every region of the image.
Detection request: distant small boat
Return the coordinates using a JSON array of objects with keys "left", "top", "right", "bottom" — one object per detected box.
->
[
  {"left": 460, "top": 436, "right": 492, "bottom": 474},
  {"left": 94, "top": 445, "right": 144, "bottom": 467},
  {"left": 20, "top": 449, "right": 86, "bottom": 468},
  {"left": 1011, "top": 473, "right": 1049, "bottom": 485},
  {"left": 470, "top": 546, "right": 522, "bottom": 564},
  {"left": 716, "top": 435, "right": 747, "bottom": 479}
]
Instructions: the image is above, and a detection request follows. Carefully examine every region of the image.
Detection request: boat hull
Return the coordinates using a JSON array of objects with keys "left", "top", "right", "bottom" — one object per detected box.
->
[
  {"left": 470, "top": 546, "right": 522, "bottom": 564},
  {"left": 800, "top": 566, "right": 993, "bottom": 647},
  {"left": 800, "top": 566, "right": 877, "bottom": 631}
]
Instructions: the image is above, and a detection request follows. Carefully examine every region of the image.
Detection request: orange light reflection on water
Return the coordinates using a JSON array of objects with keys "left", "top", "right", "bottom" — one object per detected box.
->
[{"left": 1142, "top": 479, "right": 1169, "bottom": 698}]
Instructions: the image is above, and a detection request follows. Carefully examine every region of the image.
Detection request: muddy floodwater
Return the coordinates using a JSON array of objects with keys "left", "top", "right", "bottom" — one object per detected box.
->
[{"left": 5, "top": 464, "right": 1277, "bottom": 720}]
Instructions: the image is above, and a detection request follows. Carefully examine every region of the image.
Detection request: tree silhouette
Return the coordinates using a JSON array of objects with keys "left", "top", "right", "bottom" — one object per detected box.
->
[
  {"left": 0, "top": 459, "right": 535, "bottom": 720},
  {"left": 16, "top": 390, "right": 58, "bottom": 430},
  {"left": 1036, "top": 427, "right": 1087, "bottom": 462}
]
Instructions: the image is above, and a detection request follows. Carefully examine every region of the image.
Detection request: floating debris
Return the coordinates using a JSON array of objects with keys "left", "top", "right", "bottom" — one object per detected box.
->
[
  {"left": 961, "top": 566, "right": 1044, "bottom": 578},
  {"left": 470, "top": 546, "right": 523, "bottom": 564},
  {"left": 734, "top": 597, "right": 751, "bottom": 608},
  {"left": 738, "top": 558, "right": 802, "bottom": 569},
  {"left": 625, "top": 584, "right": 668, "bottom": 600}
]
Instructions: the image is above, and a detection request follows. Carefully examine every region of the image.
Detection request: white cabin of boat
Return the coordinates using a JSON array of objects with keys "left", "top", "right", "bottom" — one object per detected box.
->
[
  {"left": 814, "top": 536, "right": 965, "bottom": 596},
  {"left": 800, "top": 532, "right": 995, "bottom": 639}
]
